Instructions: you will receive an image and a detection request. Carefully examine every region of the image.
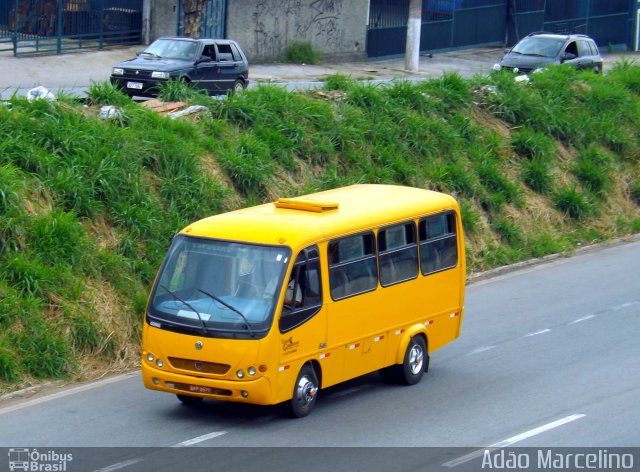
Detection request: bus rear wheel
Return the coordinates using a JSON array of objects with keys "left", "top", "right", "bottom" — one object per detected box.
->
[
  {"left": 287, "top": 364, "right": 319, "bottom": 418},
  {"left": 380, "top": 335, "right": 428, "bottom": 385}
]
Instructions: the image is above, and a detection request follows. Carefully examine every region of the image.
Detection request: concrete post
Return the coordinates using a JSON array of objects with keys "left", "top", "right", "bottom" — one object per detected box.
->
[
  {"left": 405, "top": 0, "right": 422, "bottom": 72},
  {"left": 142, "top": 0, "right": 151, "bottom": 45}
]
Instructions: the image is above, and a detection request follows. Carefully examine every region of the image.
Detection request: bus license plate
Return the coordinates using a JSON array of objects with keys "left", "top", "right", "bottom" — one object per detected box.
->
[
  {"left": 188, "top": 385, "right": 212, "bottom": 394},
  {"left": 127, "top": 81, "right": 143, "bottom": 90}
]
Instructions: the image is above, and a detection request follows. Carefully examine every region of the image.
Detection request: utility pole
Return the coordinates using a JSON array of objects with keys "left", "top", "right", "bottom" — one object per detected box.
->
[{"left": 405, "top": 0, "right": 422, "bottom": 72}]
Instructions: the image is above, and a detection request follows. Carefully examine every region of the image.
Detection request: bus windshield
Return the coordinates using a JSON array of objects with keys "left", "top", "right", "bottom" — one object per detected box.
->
[{"left": 148, "top": 235, "right": 291, "bottom": 338}]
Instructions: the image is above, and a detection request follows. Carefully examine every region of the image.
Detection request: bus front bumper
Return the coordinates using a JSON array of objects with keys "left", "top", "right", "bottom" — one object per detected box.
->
[{"left": 142, "top": 362, "right": 273, "bottom": 405}]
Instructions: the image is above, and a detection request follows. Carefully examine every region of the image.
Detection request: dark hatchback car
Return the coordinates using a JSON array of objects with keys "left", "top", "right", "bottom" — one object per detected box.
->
[
  {"left": 110, "top": 37, "right": 249, "bottom": 97},
  {"left": 493, "top": 32, "right": 603, "bottom": 75}
]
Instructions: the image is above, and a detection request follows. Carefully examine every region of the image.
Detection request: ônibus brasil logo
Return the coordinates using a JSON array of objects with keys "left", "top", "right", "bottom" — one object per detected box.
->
[{"left": 8, "top": 448, "right": 73, "bottom": 471}]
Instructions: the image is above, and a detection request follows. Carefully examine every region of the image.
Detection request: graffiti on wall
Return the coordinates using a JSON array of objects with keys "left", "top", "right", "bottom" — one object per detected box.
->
[{"left": 252, "top": 0, "right": 346, "bottom": 58}]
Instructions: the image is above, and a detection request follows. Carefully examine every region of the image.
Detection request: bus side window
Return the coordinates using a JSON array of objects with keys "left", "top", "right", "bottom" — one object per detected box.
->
[
  {"left": 419, "top": 212, "right": 458, "bottom": 275},
  {"left": 328, "top": 233, "right": 378, "bottom": 300},
  {"left": 279, "top": 245, "right": 323, "bottom": 332},
  {"left": 378, "top": 222, "right": 418, "bottom": 286}
]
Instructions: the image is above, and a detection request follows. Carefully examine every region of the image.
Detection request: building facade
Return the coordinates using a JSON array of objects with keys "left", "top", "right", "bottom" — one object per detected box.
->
[{"left": 1, "top": 0, "right": 639, "bottom": 58}]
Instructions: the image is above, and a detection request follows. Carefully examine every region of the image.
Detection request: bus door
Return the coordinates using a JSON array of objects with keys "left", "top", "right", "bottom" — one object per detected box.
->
[{"left": 277, "top": 245, "right": 327, "bottom": 371}]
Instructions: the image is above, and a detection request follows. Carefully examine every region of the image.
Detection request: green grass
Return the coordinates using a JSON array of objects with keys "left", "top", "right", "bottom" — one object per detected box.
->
[
  {"left": 521, "top": 157, "right": 554, "bottom": 194},
  {"left": 631, "top": 181, "right": 640, "bottom": 205},
  {"left": 1, "top": 65, "right": 640, "bottom": 388},
  {"left": 284, "top": 41, "right": 322, "bottom": 64},
  {"left": 553, "top": 186, "right": 592, "bottom": 220}
]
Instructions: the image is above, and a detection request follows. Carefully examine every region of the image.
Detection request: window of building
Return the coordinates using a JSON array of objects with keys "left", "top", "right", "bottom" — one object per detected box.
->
[
  {"left": 419, "top": 212, "right": 458, "bottom": 275},
  {"left": 328, "top": 233, "right": 378, "bottom": 300},
  {"left": 378, "top": 222, "right": 418, "bottom": 287}
]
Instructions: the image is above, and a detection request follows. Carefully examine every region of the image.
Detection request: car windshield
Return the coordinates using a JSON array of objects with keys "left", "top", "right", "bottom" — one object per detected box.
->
[
  {"left": 149, "top": 235, "right": 291, "bottom": 338},
  {"left": 511, "top": 37, "right": 564, "bottom": 58},
  {"left": 143, "top": 39, "right": 198, "bottom": 60}
]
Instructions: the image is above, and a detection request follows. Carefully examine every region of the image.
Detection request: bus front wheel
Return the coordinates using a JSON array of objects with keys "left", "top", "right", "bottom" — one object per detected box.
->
[
  {"left": 177, "top": 394, "right": 203, "bottom": 405},
  {"left": 287, "top": 364, "right": 319, "bottom": 418}
]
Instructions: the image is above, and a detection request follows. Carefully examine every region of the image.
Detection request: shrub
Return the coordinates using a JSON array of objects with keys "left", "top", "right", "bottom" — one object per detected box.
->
[
  {"left": 284, "top": 41, "right": 322, "bottom": 64},
  {"left": 491, "top": 217, "right": 524, "bottom": 247},
  {"left": 14, "top": 323, "right": 72, "bottom": 378},
  {"left": 158, "top": 78, "right": 208, "bottom": 102},
  {"left": 0, "top": 343, "right": 19, "bottom": 382},
  {"left": 324, "top": 74, "right": 351, "bottom": 91},
  {"left": 573, "top": 146, "right": 611, "bottom": 195},
  {"left": 521, "top": 158, "right": 554, "bottom": 194},
  {"left": 553, "top": 186, "right": 591, "bottom": 219},
  {"left": 86, "top": 80, "right": 132, "bottom": 107},
  {"left": 630, "top": 181, "right": 640, "bottom": 205},
  {"left": 460, "top": 200, "right": 481, "bottom": 234},
  {"left": 511, "top": 127, "right": 555, "bottom": 160}
]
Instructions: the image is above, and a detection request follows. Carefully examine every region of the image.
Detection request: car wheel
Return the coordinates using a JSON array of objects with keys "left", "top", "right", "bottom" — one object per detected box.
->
[
  {"left": 231, "top": 79, "right": 245, "bottom": 95},
  {"left": 287, "top": 364, "right": 319, "bottom": 418}
]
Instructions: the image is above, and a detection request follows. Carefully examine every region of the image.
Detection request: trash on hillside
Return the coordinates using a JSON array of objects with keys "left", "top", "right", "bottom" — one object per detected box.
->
[
  {"left": 168, "top": 105, "right": 209, "bottom": 120},
  {"left": 98, "top": 105, "right": 124, "bottom": 120},
  {"left": 139, "top": 99, "right": 187, "bottom": 114},
  {"left": 139, "top": 99, "right": 210, "bottom": 121},
  {"left": 313, "top": 90, "right": 347, "bottom": 101},
  {"left": 27, "top": 86, "right": 56, "bottom": 102}
]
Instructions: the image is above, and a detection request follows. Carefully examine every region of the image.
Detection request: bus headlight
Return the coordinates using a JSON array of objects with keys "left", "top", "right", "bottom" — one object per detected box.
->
[
  {"left": 156, "top": 358, "right": 164, "bottom": 368},
  {"left": 146, "top": 353, "right": 155, "bottom": 362},
  {"left": 247, "top": 366, "right": 257, "bottom": 376},
  {"left": 236, "top": 369, "right": 245, "bottom": 379}
]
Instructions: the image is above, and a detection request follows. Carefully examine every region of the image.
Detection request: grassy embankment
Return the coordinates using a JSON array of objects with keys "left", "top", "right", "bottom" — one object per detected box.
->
[{"left": 1, "top": 63, "right": 639, "bottom": 391}]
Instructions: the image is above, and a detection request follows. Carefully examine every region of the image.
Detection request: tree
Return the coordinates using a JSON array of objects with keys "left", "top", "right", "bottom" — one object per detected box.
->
[
  {"left": 183, "top": 0, "right": 208, "bottom": 38},
  {"left": 404, "top": 0, "right": 422, "bottom": 72}
]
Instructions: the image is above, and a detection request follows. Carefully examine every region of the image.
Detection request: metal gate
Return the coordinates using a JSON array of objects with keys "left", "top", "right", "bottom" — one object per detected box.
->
[
  {"left": 0, "top": 0, "right": 143, "bottom": 56},
  {"left": 367, "top": 0, "right": 508, "bottom": 58},
  {"left": 178, "top": 0, "right": 226, "bottom": 38},
  {"left": 508, "top": 0, "right": 635, "bottom": 49},
  {"left": 367, "top": 0, "right": 636, "bottom": 58}
]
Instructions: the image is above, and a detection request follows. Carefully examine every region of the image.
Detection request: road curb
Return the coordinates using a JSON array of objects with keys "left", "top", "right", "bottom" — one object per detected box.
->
[{"left": 467, "top": 233, "right": 640, "bottom": 284}]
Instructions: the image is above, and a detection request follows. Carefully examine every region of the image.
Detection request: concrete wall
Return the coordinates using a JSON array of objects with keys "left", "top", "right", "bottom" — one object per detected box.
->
[
  {"left": 226, "top": 0, "right": 369, "bottom": 62},
  {"left": 149, "top": 0, "right": 179, "bottom": 42}
]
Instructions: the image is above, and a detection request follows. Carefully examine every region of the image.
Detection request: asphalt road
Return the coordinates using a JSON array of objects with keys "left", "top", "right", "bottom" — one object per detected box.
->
[{"left": 0, "top": 239, "right": 638, "bottom": 471}]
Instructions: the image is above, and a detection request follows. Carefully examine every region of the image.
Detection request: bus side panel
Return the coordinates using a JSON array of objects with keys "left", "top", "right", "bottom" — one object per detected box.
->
[
  {"left": 342, "top": 332, "right": 388, "bottom": 381},
  {"left": 420, "top": 268, "right": 463, "bottom": 350}
]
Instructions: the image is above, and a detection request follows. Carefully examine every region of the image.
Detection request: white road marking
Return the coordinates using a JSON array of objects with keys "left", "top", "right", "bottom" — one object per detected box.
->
[
  {"left": 612, "top": 301, "right": 639, "bottom": 311},
  {"left": 172, "top": 431, "right": 227, "bottom": 447},
  {"left": 0, "top": 372, "right": 138, "bottom": 415},
  {"left": 442, "top": 414, "right": 586, "bottom": 467},
  {"left": 524, "top": 328, "right": 550, "bottom": 337},
  {"left": 570, "top": 314, "right": 596, "bottom": 324},
  {"left": 468, "top": 345, "right": 496, "bottom": 355},
  {"left": 93, "top": 458, "right": 144, "bottom": 472}
]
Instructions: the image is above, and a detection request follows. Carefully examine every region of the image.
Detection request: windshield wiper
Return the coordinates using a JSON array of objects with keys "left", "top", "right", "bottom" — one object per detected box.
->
[
  {"left": 140, "top": 51, "right": 161, "bottom": 58},
  {"left": 161, "top": 284, "right": 208, "bottom": 335},
  {"left": 197, "top": 288, "right": 255, "bottom": 338}
]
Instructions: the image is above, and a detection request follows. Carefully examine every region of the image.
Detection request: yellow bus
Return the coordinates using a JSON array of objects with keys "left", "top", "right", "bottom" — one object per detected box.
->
[{"left": 142, "top": 184, "right": 465, "bottom": 417}]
